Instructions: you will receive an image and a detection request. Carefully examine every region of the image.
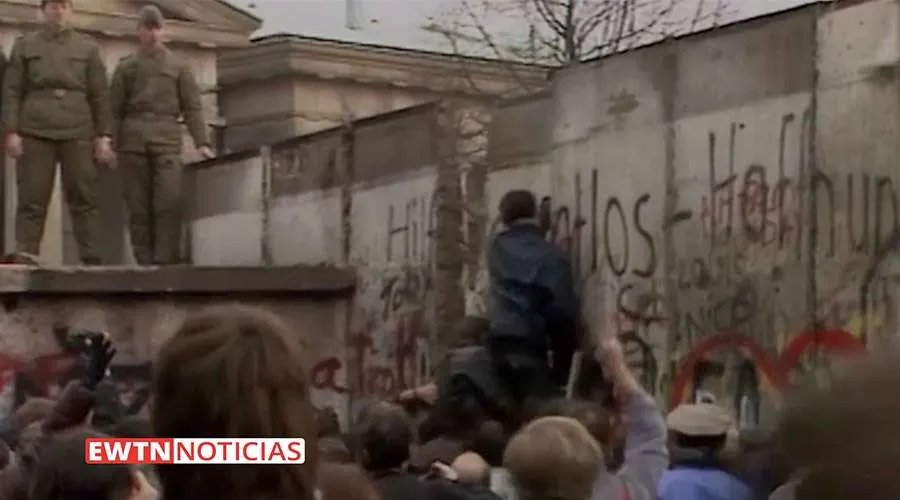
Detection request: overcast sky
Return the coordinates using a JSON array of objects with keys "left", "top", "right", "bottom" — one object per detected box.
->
[{"left": 229, "top": 0, "right": 815, "bottom": 54}]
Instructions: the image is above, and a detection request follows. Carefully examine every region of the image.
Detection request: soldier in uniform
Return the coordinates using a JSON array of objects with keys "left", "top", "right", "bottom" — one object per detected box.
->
[
  {"left": 110, "top": 5, "right": 214, "bottom": 265},
  {"left": 2, "top": 0, "right": 114, "bottom": 265}
]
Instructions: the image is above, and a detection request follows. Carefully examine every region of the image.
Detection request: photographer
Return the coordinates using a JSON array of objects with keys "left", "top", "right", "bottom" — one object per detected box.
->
[
  {"left": 42, "top": 331, "right": 118, "bottom": 433},
  {"left": 0, "top": 331, "right": 118, "bottom": 500}
]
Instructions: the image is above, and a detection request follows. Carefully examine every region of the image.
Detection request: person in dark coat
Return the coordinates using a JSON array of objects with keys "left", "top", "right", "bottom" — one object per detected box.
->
[
  {"left": 487, "top": 190, "right": 579, "bottom": 412},
  {"left": 357, "top": 402, "right": 500, "bottom": 500}
]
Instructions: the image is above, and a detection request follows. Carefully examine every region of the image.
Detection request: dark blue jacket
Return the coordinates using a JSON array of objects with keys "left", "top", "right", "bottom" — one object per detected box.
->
[{"left": 487, "top": 223, "right": 579, "bottom": 384}]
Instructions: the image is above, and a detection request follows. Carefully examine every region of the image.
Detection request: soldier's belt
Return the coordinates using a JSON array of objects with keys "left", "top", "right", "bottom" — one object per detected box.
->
[
  {"left": 125, "top": 111, "right": 180, "bottom": 119},
  {"left": 30, "top": 88, "right": 84, "bottom": 98}
]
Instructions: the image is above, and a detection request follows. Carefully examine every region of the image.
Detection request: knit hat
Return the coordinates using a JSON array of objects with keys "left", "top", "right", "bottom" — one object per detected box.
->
[{"left": 137, "top": 4, "right": 163, "bottom": 28}]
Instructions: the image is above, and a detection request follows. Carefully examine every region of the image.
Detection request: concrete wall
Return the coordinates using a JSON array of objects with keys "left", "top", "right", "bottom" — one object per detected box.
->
[
  {"left": 0, "top": 266, "right": 354, "bottom": 419},
  {"left": 544, "top": 5, "right": 819, "bottom": 427},
  {"left": 186, "top": 0, "right": 900, "bottom": 425},
  {"left": 526, "top": 1, "right": 899, "bottom": 426},
  {"left": 188, "top": 103, "right": 444, "bottom": 417}
]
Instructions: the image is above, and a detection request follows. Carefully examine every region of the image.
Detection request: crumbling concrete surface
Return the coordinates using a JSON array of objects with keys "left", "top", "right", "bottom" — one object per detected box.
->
[{"left": 0, "top": 265, "right": 355, "bottom": 415}]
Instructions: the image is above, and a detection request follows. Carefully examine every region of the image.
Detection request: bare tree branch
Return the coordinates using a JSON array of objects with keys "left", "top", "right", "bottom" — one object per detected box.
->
[{"left": 426, "top": 0, "right": 733, "bottom": 79}]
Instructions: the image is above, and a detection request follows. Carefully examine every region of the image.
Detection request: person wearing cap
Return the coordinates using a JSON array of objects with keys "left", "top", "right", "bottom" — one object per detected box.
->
[
  {"left": 109, "top": 5, "right": 215, "bottom": 265},
  {"left": 2, "top": 0, "right": 114, "bottom": 265},
  {"left": 658, "top": 403, "right": 751, "bottom": 500}
]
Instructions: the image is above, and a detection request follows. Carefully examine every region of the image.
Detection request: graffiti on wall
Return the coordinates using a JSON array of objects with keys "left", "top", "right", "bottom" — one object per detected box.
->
[
  {"left": 385, "top": 192, "right": 435, "bottom": 264},
  {"left": 697, "top": 110, "right": 899, "bottom": 258},
  {"left": 313, "top": 190, "right": 435, "bottom": 405},
  {"left": 310, "top": 310, "right": 428, "bottom": 398},
  {"left": 0, "top": 326, "right": 151, "bottom": 415},
  {"left": 667, "top": 328, "right": 866, "bottom": 424},
  {"left": 482, "top": 102, "right": 900, "bottom": 421},
  {"left": 699, "top": 112, "right": 810, "bottom": 252}
]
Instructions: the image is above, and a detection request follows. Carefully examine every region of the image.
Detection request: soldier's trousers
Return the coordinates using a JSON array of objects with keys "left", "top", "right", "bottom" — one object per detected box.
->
[
  {"left": 16, "top": 136, "right": 102, "bottom": 263},
  {"left": 120, "top": 151, "right": 183, "bottom": 264}
]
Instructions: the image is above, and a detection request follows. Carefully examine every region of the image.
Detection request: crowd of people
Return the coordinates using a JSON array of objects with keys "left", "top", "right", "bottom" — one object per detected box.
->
[
  {"left": 0, "top": 184, "right": 886, "bottom": 500},
  {"left": 0, "top": 302, "right": 888, "bottom": 500}
]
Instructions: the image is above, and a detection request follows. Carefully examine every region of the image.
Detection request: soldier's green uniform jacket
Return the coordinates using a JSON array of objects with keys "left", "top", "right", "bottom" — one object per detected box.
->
[
  {"left": 110, "top": 46, "right": 208, "bottom": 152},
  {"left": 0, "top": 53, "right": 7, "bottom": 118},
  {"left": 1, "top": 29, "right": 112, "bottom": 139}
]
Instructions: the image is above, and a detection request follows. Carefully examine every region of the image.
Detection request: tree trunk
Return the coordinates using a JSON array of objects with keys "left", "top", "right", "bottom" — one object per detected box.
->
[{"left": 431, "top": 100, "right": 466, "bottom": 366}]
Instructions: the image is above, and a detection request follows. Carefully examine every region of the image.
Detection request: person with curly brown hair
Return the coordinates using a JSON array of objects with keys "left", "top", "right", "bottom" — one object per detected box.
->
[{"left": 152, "top": 305, "right": 317, "bottom": 500}]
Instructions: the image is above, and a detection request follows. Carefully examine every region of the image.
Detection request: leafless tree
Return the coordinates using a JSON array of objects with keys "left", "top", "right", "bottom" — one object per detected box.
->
[{"left": 424, "top": 0, "right": 732, "bottom": 68}]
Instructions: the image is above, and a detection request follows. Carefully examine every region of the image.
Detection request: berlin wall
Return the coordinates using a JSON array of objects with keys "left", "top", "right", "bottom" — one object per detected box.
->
[
  {"left": 521, "top": 1, "right": 900, "bottom": 426},
  {"left": 185, "top": 0, "right": 900, "bottom": 425}
]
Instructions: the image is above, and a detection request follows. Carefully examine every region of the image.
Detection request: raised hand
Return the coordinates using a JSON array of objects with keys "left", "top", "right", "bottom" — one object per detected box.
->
[{"left": 82, "top": 333, "right": 116, "bottom": 390}]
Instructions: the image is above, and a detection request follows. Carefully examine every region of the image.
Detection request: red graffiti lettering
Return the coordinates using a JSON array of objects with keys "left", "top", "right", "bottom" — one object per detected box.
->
[
  {"left": 0, "top": 351, "right": 150, "bottom": 412},
  {"left": 701, "top": 182, "right": 734, "bottom": 241},
  {"left": 0, "top": 354, "right": 23, "bottom": 394},
  {"left": 669, "top": 329, "right": 865, "bottom": 409},
  {"left": 0, "top": 353, "right": 73, "bottom": 397},
  {"left": 309, "top": 312, "right": 427, "bottom": 399},
  {"left": 310, "top": 357, "right": 348, "bottom": 394}
]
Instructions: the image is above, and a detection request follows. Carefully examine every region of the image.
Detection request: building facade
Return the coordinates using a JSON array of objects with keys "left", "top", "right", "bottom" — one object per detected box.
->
[{"left": 217, "top": 34, "right": 549, "bottom": 152}]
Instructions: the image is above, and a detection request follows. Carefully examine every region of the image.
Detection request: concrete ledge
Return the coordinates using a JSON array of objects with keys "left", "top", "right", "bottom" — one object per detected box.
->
[{"left": 0, "top": 265, "right": 356, "bottom": 295}]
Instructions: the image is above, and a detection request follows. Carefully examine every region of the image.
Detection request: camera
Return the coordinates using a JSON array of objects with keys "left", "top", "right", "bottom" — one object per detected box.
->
[{"left": 64, "top": 329, "right": 106, "bottom": 352}]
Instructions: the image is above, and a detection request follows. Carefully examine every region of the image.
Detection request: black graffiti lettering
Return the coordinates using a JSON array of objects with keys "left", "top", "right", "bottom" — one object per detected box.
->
[
  {"left": 812, "top": 170, "right": 835, "bottom": 256},
  {"left": 676, "top": 258, "right": 713, "bottom": 290},
  {"left": 726, "top": 284, "right": 756, "bottom": 327},
  {"left": 774, "top": 178, "right": 795, "bottom": 249},
  {"left": 537, "top": 196, "right": 586, "bottom": 273},
  {"left": 735, "top": 360, "right": 761, "bottom": 427},
  {"left": 590, "top": 169, "right": 599, "bottom": 274},
  {"left": 616, "top": 283, "right": 666, "bottom": 326},
  {"left": 707, "top": 130, "right": 719, "bottom": 240},
  {"left": 777, "top": 112, "right": 796, "bottom": 250},
  {"left": 491, "top": 172, "right": 656, "bottom": 281},
  {"left": 664, "top": 209, "right": 693, "bottom": 230},
  {"left": 739, "top": 165, "right": 768, "bottom": 243},
  {"left": 633, "top": 194, "right": 656, "bottom": 278},
  {"left": 810, "top": 172, "right": 899, "bottom": 257},
  {"left": 551, "top": 206, "right": 584, "bottom": 261},
  {"left": 385, "top": 194, "right": 434, "bottom": 263},
  {"left": 572, "top": 171, "right": 583, "bottom": 273},
  {"left": 875, "top": 177, "right": 898, "bottom": 249},
  {"left": 677, "top": 285, "right": 757, "bottom": 338},
  {"left": 702, "top": 113, "right": 808, "bottom": 248},
  {"left": 538, "top": 196, "right": 552, "bottom": 233},
  {"left": 847, "top": 173, "right": 871, "bottom": 253},
  {"left": 619, "top": 331, "right": 658, "bottom": 394},
  {"left": 379, "top": 268, "right": 430, "bottom": 320},
  {"left": 681, "top": 312, "right": 705, "bottom": 342},
  {"left": 604, "top": 198, "right": 628, "bottom": 276}
]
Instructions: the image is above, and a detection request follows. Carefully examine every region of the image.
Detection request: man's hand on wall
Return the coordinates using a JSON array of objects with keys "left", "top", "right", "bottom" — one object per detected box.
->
[{"left": 198, "top": 145, "right": 215, "bottom": 159}]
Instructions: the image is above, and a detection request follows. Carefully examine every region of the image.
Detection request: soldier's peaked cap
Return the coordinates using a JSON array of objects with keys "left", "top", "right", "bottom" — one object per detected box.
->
[
  {"left": 40, "top": 0, "right": 71, "bottom": 6},
  {"left": 138, "top": 5, "right": 163, "bottom": 27},
  {"left": 666, "top": 403, "right": 733, "bottom": 437}
]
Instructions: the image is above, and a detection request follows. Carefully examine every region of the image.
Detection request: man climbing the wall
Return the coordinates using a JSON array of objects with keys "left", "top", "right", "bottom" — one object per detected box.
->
[{"left": 486, "top": 189, "right": 580, "bottom": 416}]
